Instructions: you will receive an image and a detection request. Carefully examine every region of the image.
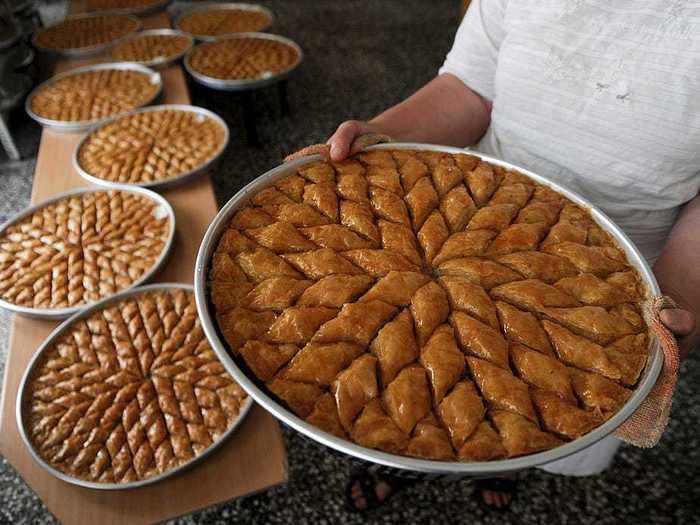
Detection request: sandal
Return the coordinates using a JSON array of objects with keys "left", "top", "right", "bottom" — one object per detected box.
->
[
  {"left": 344, "top": 467, "right": 415, "bottom": 512},
  {"left": 474, "top": 477, "right": 518, "bottom": 511}
]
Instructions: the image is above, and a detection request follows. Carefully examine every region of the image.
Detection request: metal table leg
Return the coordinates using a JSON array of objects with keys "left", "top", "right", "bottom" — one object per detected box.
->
[
  {"left": 241, "top": 90, "right": 259, "bottom": 146},
  {"left": 278, "top": 80, "right": 289, "bottom": 117},
  {"left": 0, "top": 113, "right": 20, "bottom": 161}
]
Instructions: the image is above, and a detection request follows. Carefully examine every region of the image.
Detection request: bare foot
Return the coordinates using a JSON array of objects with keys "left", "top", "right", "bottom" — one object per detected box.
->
[
  {"left": 481, "top": 488, "right": 512, "bottom": 509},
  {"left": 475, "top": 476, "right": 517, "bottom": 510},
  {"left": 346, "top": 470, "right": 399, "bottom": 511}
]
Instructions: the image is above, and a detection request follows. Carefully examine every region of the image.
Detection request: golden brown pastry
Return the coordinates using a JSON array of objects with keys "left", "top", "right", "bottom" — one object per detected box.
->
[
  {"left": 419, "top": 324, "right": 465, "bottom": 404},
  {"left": 531, "top": 390, "right": 603, "bottom": 439},
  {"left": 111, "top": 33, "right": 192, "bottom": 64},
  {"left": 78, "top": 108, "right": 226, "bottom": 185},
  {"left": 0, "top": 190, "right": 170, "bottom": 311},
  {"left": 371, "top": 309, "right": 419, "bottom": 386},
  {"left": 188, "top": 37, "right": 300, "bottom": 81},
  {"left": 176, "top": 7, "right": 272, "bottom": 38},
  {"left": 33, "top": 14, "right": 138, "bottom": 52},
  {"left": 86, "top": 0, "right": 165, "bottom": 11},
  {"left": 209, "top": 149, "right": 651, "bottom": 462},
  {"left": 458, "top": 421, "right": 507, "bottom": 461},
  {"left": 23, "top": 288, "right": 248, "bottom": 484},
  {"left": 406, "top": 414, "right": 455, "bottom": 460},
  {"left": 31, "top": 68, "right": 159, "bottom": 123},
  {"left": 438, "top": 381, "right": 485, "bottom": 450}
]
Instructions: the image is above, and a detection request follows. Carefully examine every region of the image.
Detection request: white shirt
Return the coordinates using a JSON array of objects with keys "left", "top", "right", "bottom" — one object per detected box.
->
[{"left": 440, "top": 0, "right": 700, "bottom": 262}]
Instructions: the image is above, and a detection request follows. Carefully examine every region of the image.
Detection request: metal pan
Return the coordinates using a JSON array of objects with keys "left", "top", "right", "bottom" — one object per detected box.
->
[
  {"left": 25, "top": 62, "right": 162, "bottom": 133},
  {"left": 0, "top": 185, "right": 175, "bottom": 320},
  {"left": 84, "top": 0, "right": 172, "bottom": 16},
  {"left": 74, "top": 104, "right": 229, "bottom": 191},
  {"left": 173, "top": 2, "right": 274, "bottom": 41},
  {"left": 184, "top": 33, "right": 302, "bottom": 92},
  {"left": 110, "top": 29, "right": 194, "bottom": 68},
  {"left": 193, "top": 142, "right": 664, "bottom": 477},
  {"left": 16, "top": 283, "right": 254, "bottom": 490},
  {"left": 31, "top": 13, "right": 141, "bottom": 58}
]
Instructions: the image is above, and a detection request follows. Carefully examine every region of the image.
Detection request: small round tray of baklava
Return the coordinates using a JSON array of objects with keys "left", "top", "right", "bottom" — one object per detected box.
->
[
  {"left": 17, "top": 283, "right": 253, "bottom": 489},
  {"left": 174, "top": 3, "right": 273, "bottom": 41},
  {"left": 0, "top": 186, "right": 175, "bottom": 319},
  {"left": 84, "top": 0, "right": 172, "bottom": 16},
  {"left": 74, "top": 104, "right": 229, "bottom": 190},
  {"left": 111, "top": 29, "right": 194, "bottom": 68},
  {"left": 26, "top": 62, "right": 162, "bottom": 133},
  {"left": 32, "top": 13, "right": 141, "bottom": 57},
  {"left": 184, "top": 32, "right": 302, "bottom": 91}
]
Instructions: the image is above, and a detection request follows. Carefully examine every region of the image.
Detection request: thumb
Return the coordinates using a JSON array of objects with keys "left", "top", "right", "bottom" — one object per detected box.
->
[{"left": 659, "top": 308, "right": 696, "bottom": 337}]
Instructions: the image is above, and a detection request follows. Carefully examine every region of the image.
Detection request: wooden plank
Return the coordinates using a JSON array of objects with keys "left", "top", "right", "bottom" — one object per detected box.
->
[{"left": 0, "top": 6, "right": 288, "bottom": 525}]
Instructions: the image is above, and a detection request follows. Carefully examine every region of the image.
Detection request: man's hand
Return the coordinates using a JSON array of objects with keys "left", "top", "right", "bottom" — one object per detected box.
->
[
  {"left": 653, "top": 192, "right": 700, "bottom": 361},
  {"left": 326, "top": 120, "right": 386, "bottom": 161},
  {"left": 659, "top": 307, "right": 698, "bottom": 359}
]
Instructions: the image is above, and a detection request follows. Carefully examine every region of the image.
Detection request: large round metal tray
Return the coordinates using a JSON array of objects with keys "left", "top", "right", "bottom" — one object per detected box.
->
[
  {"left": 16, "top": 283, "right": 254, "bottom": 490},
  {"left": 85, "top": 0, "right": 172, "bottom": 16},
  {"left": 173, "top": 2, "right": 274, "bottom": 41},
  {"left": 31, "top": 13, "right": 141, "bottom": 58},
  {"left": 73, "top": 104, "right": 229, "bottom": 191},
  {"left": 193, "top": 142, "right": 664, "bottom": 476},
  {"left": 184, "top": 32, "right": 302, "bottom": 92},
  {"left": 110, "top": 28, "right": 194, "bottom": 68},
  {"left": 0, "top": 185, "right": 175, "bottom": 320},
  {"left": 25, "top": 62, "right": 162, "bottom": 133}
]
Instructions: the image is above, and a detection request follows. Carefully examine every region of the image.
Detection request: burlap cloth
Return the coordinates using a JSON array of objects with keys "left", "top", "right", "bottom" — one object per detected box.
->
[
  {"left": 614, "top": 296, "right": 679, "bottom": 447},
  {"left": 285, "top": 136, "right": 680, "bottom": 449}
]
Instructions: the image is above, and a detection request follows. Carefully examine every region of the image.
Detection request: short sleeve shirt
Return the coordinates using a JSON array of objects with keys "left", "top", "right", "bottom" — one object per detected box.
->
[{"left": 440, "top": 0, "right": 700, "bottom": 261}]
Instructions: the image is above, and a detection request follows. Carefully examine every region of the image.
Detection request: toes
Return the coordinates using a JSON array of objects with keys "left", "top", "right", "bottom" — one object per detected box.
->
[
  {"left": 349, "top": 481, "right": 367, "bottom": 510},
  {"left": 481, "top": 489, "right": 512, "bottom": 509},
  {"left": 375, "top": 480, "right": 393, "bottom": 502}
]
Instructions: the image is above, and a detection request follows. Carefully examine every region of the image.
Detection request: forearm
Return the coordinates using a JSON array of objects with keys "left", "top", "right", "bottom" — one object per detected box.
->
[
  {"left": 369, "top": 73, "right": 492, "bottom": 148},
  {"left": 653, "top": 193, "right": 700, "bottom": 333}
]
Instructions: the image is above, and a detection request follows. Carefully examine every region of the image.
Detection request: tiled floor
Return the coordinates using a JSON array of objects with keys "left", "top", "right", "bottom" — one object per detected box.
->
[{"left": 1, "top": 1, "right": 699, "bottom": 524}]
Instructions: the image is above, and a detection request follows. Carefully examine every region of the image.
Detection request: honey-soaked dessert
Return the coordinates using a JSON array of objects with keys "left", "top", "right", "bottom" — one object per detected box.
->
[
  {"left": 86, "top": 0, "right": 166, "bottom": 12},
  {"left": 188, "top": 37, "right": 300, "bottom": 81},
  {"left": 111, "top": 33, "right": 192, "bottom": 64},
  {"left": 30, "top": 68, "right": 159, "bottom": 124},
  {"left": 22, "top": 288, "right": 248, "bottom": 484},
  {"left": 208, "top": 149, "right": 650, "bottom": 462},
  {"left": 33, "top": 14, "right": 139, "bottom": 52},
  {"left": 176, "top": 7, "right": 272, "bottom": 39},
  {"left": 78, "top": 108, "right": 227, "bottom": 185},
  {"left": 0, "top": 190, "right": 171, "bottom": 311}
]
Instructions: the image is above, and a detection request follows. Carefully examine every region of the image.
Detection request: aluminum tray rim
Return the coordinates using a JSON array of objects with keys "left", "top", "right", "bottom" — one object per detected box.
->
[
  {"left": 31, "top": 12, "right": 142, "bottom": 58},
  {"left": 173, "top": 2, "right": 274, "bottom": 41},
  {"left": 193, "top": 142, "right": 663, "bottom": 476},
  {"left": 0, "top": 185, "right": 176, "bottom": 320},
  {"left": 73, "top": 104, "right": 230, "bottom": 191},
  {"left": 84, "top": 0, "right": 172, "bottom": 16},
  {"left": 183, "top": 32, "right": 302, "bottom": 92},
  {"left": 15, "top": 282, "right": 254, "bottom": 490},
  {"left": 25, "top": 62, "right": 162, "bottom": 133},
  {"left": 109, "top": 28, "right": 194, "bottom": 68}
]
